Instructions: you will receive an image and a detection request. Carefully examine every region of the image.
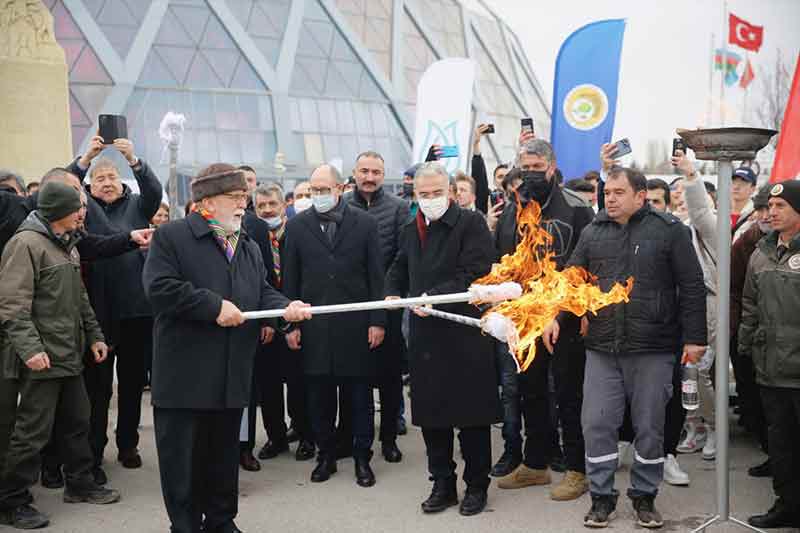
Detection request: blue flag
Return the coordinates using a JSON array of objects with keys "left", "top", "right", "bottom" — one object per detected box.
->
[{"left": 551, "top": 19, "right": 626, "bottom": 181}]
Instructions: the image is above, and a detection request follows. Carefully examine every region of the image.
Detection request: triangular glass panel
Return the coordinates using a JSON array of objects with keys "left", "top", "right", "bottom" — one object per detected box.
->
[
  {"left": 290, "top": 57, "right": 327, "bottom": 95},
  {"left": 185, "top": 51, "right": 225, "bottom": 89},
  {"left": 330, "top": 31, "right": 356, "bottom": 62},
  {"left": 52, "top": 0, "right": 84, "bottom": 39},
  {"left": 200, "top": 14, "right": 236, "bottom": 50},
  {"left": 226, "top": 0, "right": 254, "bottom": 27},
  {"left": 324, "top": 60, "right": 358, "bottom": 99},
  {"left": 247, "top": 4, "right": 277, "bottom": 38},
  {"left": 71, "top": 45, "right": 113, "bottom": 83},
  {"left": 137, "top": 49, "right": 180, "bottom": 87},
  {"left": 69, "top": 91, "right": 91, "bottom": 126},
  {"left": 154, "top": 8, "right": 195, "bottom": 47},
  {"left": 123, "top": 0, "right": 151, "bottom": 22},
  {"left": 106, "top": 26, "right": 139, "bottom": 59},
  {"left": 330, "top": 60, "right": 363, "bottom": 96},
  {"left": 358, "top": 69, "right": 384, "bottom": 100},
  {"left": 154, "top": 45, "right": 195, "bottom": 86},
  {"left": 253, "top": 37, "right": 281, "bottom": 66},
  {"left": 82, "top": 0, "right": 105, "bottom": 18},
  {"left": 62, "top": 41, "right": 84, "bottom": 72},
  {"left": 97, "top": 0, "right": 136, "bottom": 26},
  {"left": 303, "top": 20, "right": 335, "bottom": 57},
  {"left": 171, "top": 5, "right": 210, "bottom": 46},
  {"left": 72, "top": 85, "right": 113, "bottom": 123},
  {"left": 201, "top": 49, "right": 240, "bottom": 87},
  {"left": 230, "top": 57, "right": 267, "bottom": 91}
]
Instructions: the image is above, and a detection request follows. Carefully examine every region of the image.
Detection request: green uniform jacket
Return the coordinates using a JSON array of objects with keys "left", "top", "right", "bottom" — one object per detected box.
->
[
  {"left": 738, "top": 231, "right": 800, "bottom": 389},
  {"left": 0, "top": 212, "right": 104, "bottom": 380}
]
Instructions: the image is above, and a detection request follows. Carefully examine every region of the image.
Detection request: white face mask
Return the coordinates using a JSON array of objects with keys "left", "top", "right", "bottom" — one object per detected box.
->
[
  {"left": 418, "top": 196, "right": 449, "bottom": 221},
  {"left": 294, "top": 197, "right": 312, "bottom": 213},
  {"left": 312, "top": 194, "right": 337, "bottom": 214},
  {"left": 265, "top": 215, "right": 282, "bottom": 230}
]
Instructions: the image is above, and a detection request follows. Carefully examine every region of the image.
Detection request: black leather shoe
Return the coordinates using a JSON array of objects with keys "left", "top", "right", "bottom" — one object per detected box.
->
[
  {"left": 382, "top": 441, "right": 403, "bottom": 463},
  {"left": 239, "top": 451, "right": 261, "bottom": 472},
  {"left": 421, "top": 477, "right": 458, "bottom": 513},
  {"left": 295, "top": 440, "right": 316, "bottom": 461},
  {"left": 310, "top": 458, "right": 337, "bottom": 482},
  {"left": 748, "top": 503, "right": 800, "bottom": 529},
  {"left": 748, "top": 459, "right": 771, "bottom": 478},
  {"left": 257, "top": 440, "right": 289, "bottom": 460},
  {"left": 92, "top": 465, "right": 108, "bottom": 486},
  {"left": 118, "top": 448, "right": 142, "bottom": 469},
  {"left": 459, "top": 489, "right": 488, "bottom": 516},
  {"left": 286, "top": 428, "right": 300, "bottom": 443},
  {"left": 355, "top": 457, "right": 376, "bottom": 487},
  {"left": 205, "top": 520, "right": 244, "bottom": 533},
  {"left": 397, "top": 417, "right": 408, "bottom": 436},
  {"left": 41, "top": 465, "right": 64, "bottom": 489},
  {"left": 491, "top": 449, "right": 522, "bottom": 477}
]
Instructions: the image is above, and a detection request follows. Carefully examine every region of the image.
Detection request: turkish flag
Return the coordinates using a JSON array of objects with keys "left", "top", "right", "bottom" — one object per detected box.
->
[
  {"left": 729, "top": 13, "right": 763, "bottom": 52},
  {"left": 771, "top": 55, "right": 800, "bottom": 183}
]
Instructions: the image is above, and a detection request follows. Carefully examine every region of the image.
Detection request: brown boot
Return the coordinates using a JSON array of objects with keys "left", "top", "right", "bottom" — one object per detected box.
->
[
  {"left": 550, "top": 470, "right": 588, "bottom": 501},
  {"left": 497, "top": 464, "right": 551, "bottom": 489}
]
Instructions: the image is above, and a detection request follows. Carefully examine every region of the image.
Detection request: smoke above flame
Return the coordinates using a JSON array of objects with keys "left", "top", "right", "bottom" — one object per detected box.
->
[{"left": 477, "top": 201, "right": 633, "bottom": 372}]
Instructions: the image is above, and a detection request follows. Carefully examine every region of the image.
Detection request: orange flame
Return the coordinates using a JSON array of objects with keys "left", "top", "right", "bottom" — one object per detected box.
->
[{"left": 477, "top": 201, "right": 633, "bottom": 372}]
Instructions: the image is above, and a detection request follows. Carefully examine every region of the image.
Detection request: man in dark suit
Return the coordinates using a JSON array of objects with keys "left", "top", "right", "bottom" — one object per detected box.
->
[
  {"left": 385, "top": 162, "right": 502, "bottom": 516},
  {"left": 143, "top": 164, "right": 311, "bottom": 533},
  {"left": 283, "top": 164, "right": 386, "bottom": 488}
]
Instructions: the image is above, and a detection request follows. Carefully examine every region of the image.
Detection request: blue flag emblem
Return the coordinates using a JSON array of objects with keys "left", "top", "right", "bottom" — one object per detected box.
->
[{"left": 551, "top": 19, "right": 626, "bottom": 182}]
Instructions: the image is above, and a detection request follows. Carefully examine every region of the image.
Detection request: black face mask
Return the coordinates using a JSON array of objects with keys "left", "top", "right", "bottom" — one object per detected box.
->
[
  {"left": 517, "top": 170, "right": 553, "bottom": 205},
  {"left": 402, "top": 183, "right": 414, "bottom": 197}
]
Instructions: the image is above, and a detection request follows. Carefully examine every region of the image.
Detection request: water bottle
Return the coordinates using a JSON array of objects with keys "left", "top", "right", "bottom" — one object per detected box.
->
[{"left": 682, "top": 363, "right": 700, "bottom": 410}]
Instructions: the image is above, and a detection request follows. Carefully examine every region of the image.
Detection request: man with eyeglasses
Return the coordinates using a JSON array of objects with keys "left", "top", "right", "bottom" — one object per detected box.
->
[
  {"left": 283, "top": 164, "right": 386, "bottom": 488},
  {"left": 143, "top": 163, "right": 311, "bottom": 533}
]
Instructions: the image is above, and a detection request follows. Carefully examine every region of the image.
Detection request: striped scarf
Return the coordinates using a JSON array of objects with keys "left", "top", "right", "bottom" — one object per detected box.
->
[
  {"left": 194, "top": 206, "right": 239, "bottom": 262},
  {"left": 270, "top": 224, "right": 285, "bottom": 288}
]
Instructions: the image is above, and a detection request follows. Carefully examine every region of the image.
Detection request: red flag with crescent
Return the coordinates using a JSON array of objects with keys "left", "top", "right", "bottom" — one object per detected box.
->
[{"left": 729, "top": 13, "right": 763, "bottom": 52}]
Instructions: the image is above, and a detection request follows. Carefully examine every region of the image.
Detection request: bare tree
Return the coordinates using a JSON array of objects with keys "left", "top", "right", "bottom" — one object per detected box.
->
[{"left": 755, "top": 49, "right": 792, "bottom": 148}]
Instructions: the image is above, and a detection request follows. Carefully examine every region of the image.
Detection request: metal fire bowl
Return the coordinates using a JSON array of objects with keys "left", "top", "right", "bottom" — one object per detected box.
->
[{"left": 676, "top": 127, "right": 777, "bottom": 161}]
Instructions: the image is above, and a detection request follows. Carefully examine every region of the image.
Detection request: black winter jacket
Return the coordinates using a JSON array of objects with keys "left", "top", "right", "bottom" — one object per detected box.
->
[
  {"left": 71, "top": 158, "right": 163, "bottom": 322},
  {"left": 345, "top": 187, "right": 411, "bottom": 272},
  {"left": 564, "top": 205, "right": 707, "bottom": 354}
]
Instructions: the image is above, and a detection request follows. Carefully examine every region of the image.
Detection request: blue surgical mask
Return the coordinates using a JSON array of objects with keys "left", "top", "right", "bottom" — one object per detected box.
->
[
  {"left": 313, "top": 194, "right": 337, "bottom": 214},
  {"left": 265, "top": 216, "right": 282, "bottom": 230}
]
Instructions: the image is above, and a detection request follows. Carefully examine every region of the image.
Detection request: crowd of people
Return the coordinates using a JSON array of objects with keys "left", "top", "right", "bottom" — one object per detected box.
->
[{"left": 0, "top": 121, "right": 798, "bottom": 533}]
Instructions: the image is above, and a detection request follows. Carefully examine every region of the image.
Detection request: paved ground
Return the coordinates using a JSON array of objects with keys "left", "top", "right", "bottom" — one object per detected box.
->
[{"left": 22, "top": 390, "right": 794, "bottom": 533}]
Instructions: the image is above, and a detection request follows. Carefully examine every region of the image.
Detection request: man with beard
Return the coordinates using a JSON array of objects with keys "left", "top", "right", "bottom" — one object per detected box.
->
[
  {"left": 493, "top": 139, "right": 595, "bottom": 502},
  {"left": 385, "top": 162, "right": 500, "bottom": 516},
  {"left": 143, "top": 164, "right": 311, "bottom": 533}
]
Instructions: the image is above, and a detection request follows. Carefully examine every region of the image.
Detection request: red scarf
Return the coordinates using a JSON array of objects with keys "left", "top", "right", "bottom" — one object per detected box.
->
[{"left": 415, "top": 210, "right": 427, "bottom": 248}]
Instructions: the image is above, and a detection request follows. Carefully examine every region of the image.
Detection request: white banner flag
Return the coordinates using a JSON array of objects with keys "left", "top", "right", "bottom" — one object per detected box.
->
[{"left": 413, "top": 59, "right": 476, "bottom": 175}]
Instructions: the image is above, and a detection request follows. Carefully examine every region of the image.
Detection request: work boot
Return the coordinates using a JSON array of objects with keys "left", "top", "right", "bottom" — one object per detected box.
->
[
  {"left": 459, "top": 488, "right": 488, "bottom": 516},
  {"left": 748, "top": 501, "right": 800, "bottom": 529},
  {"left": 550, "top": 470, "right": 589, "bottom": 501},
  {"left": 63, "top": 485, "right": 121, "bottom": 504},
  {"left": 0, "top": 504, "right": 50, "bottom": 529},
  {"left": 583, "top": 493, "right": 618, "bottom": 528},
  {"left": 490, "top": 449, "right": 522, "bottom": 477},
  {"left": 631, "top": 495, "right": 664, "bottom": 529},
  {"left": 497, "top": 464, "right": 551, "bottom": 489},
  {"left": 41, "top": 465, "right": 64, "bottom": 489},
  {"left": 421, "top": 477, "right": 458, "bottom": 513}
]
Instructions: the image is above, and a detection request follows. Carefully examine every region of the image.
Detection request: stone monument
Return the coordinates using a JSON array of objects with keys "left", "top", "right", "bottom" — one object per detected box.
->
[{"left": 0, "top": 0, "right": 73, "bottom": 183}]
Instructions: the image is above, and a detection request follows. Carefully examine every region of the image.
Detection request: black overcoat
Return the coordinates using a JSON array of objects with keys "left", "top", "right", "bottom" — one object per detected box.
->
[
  {"left": 385, "top": 204, "right": 502, "bottom": 428},
  {"left": 142, "top": 212, "right": 289, "bottom": 409},
  {"left": 282, "top": 204, "right": 386, "bottom": 378}
]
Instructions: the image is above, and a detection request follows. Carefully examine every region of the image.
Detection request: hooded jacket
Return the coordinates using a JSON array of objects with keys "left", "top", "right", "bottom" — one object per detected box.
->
[{"left": 0, "top": 212, "right": 104, "bottom": 380}]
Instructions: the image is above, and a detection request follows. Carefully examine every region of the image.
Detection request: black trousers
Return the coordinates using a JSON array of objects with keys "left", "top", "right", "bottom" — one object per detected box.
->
[
  {"left": 520, "top": 335, "right": 586, "bottom": 472},
  {"left": 116, "top": 317, "right": 153, "bottom": 452},
  {"left": 255, "top": 356, "right": 312, "bottom": 448},
  {"left": 0, "top": 375, "right": 95, "bottom": 510},
  {"left": 154, "top": 408, "right": 242, "bottom": 533},
  {"left": 421, "top": 426, "right": 491, "bottom": 491},
  {"left": 760, "top": 386, "right": 800, "bottom": 507},
  {"left": 0, "top": 376, "right": 18, "bottom": 473},
  {"left": 307, "top": 377, "right": 373, "bottom": 460},
  {"left": 731, "top": 337, "right": 768, "bottom": 450},
  {"left": 377, "top": 373, "right": 403, "bottom": 445}
]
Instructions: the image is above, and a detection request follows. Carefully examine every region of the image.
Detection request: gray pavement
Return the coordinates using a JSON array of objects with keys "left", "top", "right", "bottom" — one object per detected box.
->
[{"left": 20, "top": 390, "right": 794, "bottom": 533}]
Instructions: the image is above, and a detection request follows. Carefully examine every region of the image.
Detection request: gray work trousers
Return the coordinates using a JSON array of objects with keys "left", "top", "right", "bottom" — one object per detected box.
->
[{"left": 582, "top": 350, "right": 675, "bottom": 499}]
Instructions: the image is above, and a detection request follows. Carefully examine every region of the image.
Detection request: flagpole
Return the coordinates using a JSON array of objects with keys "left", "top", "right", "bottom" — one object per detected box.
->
[
  {"left": 742, "top": 51, "right": 749, "bottom": 123},
  {"left": 708, "top": 32, "right": 715, "bottom": 125},
  {"left": 720, "top": 1, "right": 728, "bottom": 125}
]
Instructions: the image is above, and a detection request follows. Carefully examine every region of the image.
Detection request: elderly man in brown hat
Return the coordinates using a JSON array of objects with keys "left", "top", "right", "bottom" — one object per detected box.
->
[{"left": 143, "top": 164, "right": 311, "bottom": 533}]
